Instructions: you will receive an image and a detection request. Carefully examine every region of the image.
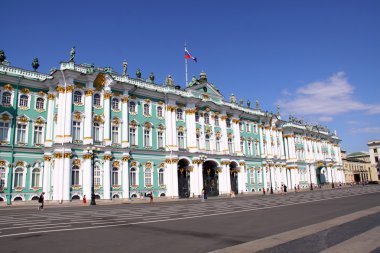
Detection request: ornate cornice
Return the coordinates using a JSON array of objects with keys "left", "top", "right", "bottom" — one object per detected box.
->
[
  {"left": 122, "top": 155, "right": 130, "bottom": 162},
  {"left": 48, "top": 93, "right": 55, "bottom": 100},
  {"left": 104, "top": 92, "right": 112, "bottom": 100},
  {"left": 83, "top": 153, "right": 93, "bottom": 160},
  {"left": 103, "top": 154, "right": 113, "bottom": 161},
  {"left": 85, "top": 89, "right": 94, "bottom": 96}
]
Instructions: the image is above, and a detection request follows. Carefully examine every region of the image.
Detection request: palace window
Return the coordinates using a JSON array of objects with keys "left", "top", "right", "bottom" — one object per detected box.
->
[
  {"left": 145, "top": 168, "right": 152, "bottom": 186},
  {"left": 176, "top": 108, "right": 183, "bottom": 120},
  {"left": 178, "top": 132, "right": 185, "bottom": 149},
  {"left": 216, "top": 137, "right": 221, "bottom": 152},
  {"left": 144, "top": 129, "right": 151, "bottom": 147},
  {"left": 16, "top": 123, "right": 27, "bottom": 144},
  {"left": 129, "top": 127, "right": 136, "bottom": 146},
  {"left": 205, "top": 134, "right": 210, "bottom": 151},
  {"left": 253, "top": 124, "right": 257, "bottom": 134},
  {"left": 130, "top": 168, "right": 137, "bottom": 186},
  {"left": 204, "top": 113, "right": 210, "bottom": 125},
  {"left": 246, "top": 123, "right": 251, "bottom": 132},
  {"left": 94, "top": 162, "right": 101, "bottom": 186},
  {"left": 248, "top": 141, "right": 252, "bottom": 156},
  {"left": 14, "top": 168, "right": 24, "bottom": 188},
  {"left": 0, "top": 167, "right": 6, "bottom": 189},
  {"left": 33, "top": 125, "right": 43, "bottom": 145},
  {"left": 112, "top": 98, "right": 120, "bottom": 111},
  {"left": 35, "top": 97, "right": 45, "bottom": 110},
  {"left": 239, "top": 122, "right": 243, "bottom": 131},
  {"left": 157, "top": 131, "right": 164, "bottom": 148},
  {"left": 129, "top": 101, "right": 136, "bottom": 113},
  {"left": 93, "top": 93, "right": 101, "bottom": 107},
  {"left": 226, "top": 118, "right": 231, "bottom": 128},
  {"left": 250, "top": 170, "right": 255, "bottom": 184},
  {"left": 19, "top": 94, "right": 29, "bottom": 107},
  {"left": 143, "top": 104, "right": 150, "bottom": 116},
  {"left": 0, "top": 121, "right": 10, "bottom": 142},
  {"left": 228, "top": 138, "right": 233, "bottom": 154},
  {"left": 73, "top": 121, "right": 81, "bottom": 141},
  {"left": 112, "top": 125, "right": 119, "bottom": 144},
  {"left": 240, "top": 140, "right": 244, "bottom": 153},
  {"left": 159, "top": 168, "right": 164, "bottom": 185},
  {"left": 93, "top": 122, "right": 101, "bottom": 143},
  {"left": 214, "top": 116, "right": 219, "bottom": 126},
  {"left": 1, "top": 92, "right": 11, "bottom": 106},
  {"left": 73, "top": 91, "right": 82, "bottom": 104},
  {"left": 195, "top": 112, "right": 199, "bottom": 122},
  {"left": 71, "top": 166, "right": 80, "bottom": 186},
  {"left": 157, "top": 106, "right": 163, "bottom": 117},
  {"left": 112, "top": 167, "right": 119, "bottom": 185}
]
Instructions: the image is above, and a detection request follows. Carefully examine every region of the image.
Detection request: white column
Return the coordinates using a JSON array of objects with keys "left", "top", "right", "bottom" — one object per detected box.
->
[
  {"left": 165, "top": 105, "right": 174, "bottom": 149},
  {"left": 55, "top": 87, "right": 65, "bottom": 143},
  {"left": 265, "top": 128, "right": 271, "bottom": 157},
  {"left": 233, "top": 118, "right": 241, "bottom": 155},
  {"left": 62, "top": 153, "right": 71, "bottom": 201},
  {"left": 189, "top": 165, "right": 196, "bottom": 197},
  {"left": 220, "top": 115, "right": 228, "bottom": 153},
  {"left": 43, "top": 155, "right": 52, "bottom": 200},
  {"left": 225, "top": 163, "right": 231, "bottom": 194},
  {"left": 197, "top": 162, "right": 203, "bottom": 195},
  {"left": 45, "top": 93, "right": 55, "bottom": 147},
  {"left": 82, "top": 154, "right": 92, "bottom": 200},
  {"left": 83, "top": 88, "right": 93, "bottom": 145},
  {"left": 103, "top": 154, "right": 111, "bottom": 199},
  {"left": 263, "top": 166, "right": 267, "bottom": 190},
  {"left": 103, "top": 91, "right": 111, "bottom": 146},
  {"left": 238, "top": 164, "right": 246, "bottom": 193},
  {"left": 63, "top": 85, "right": 73, "bottom": 143},
  {"left": 186, "top": 107, "right": 196, "bottom": 152},
  {"left": 121, "top": 96, "right": 129, "bottom": 148},
  {"left": 52, "top": 156, "right": 61, "bottom": 201},
  {"left": 259, "top": 126, "right": 265, "bottom": 157},
  {"left": 122, "top": 155, "right": 130, "bottom": 199}
]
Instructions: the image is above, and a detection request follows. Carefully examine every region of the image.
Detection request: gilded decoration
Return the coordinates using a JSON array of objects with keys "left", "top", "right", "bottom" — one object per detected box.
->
[
  {"left": 196, "top": 128, "right": 200, "bottom": 134},
  {"left": 1, "top": 114, "right": 10, "bottom": 121},
  {"left": 157, "top": 101, "right": 164, "bottom": 105},
  {"left": 159, "top": 163, "right": 165, "bottom": 168},
  {"left": 232, "top": 119, "right": 240, "bottom": 124},
  {"left": 82, "top": 153, "right": 92, "bottom": 160},
  {"left": 145, "top": 162, "right": 152, "bottom": 169},
  {"left": 130, "top": 121, "right": 138, "bottom": 127},
  {"left": 103, "top": 154, "right": 113, "bottom": 161},
  {"left": 53, "top": 153, "right": 62, "bottom": 159},
  {"left": 166, "top": 105, "right": 176, "bottom": 112},
  {"left": 15, "top": 187, "right": 23, "bottom": 192},
  {"left": 192, "top": 159, "right": 201, "bottom": 164},
  {"left": 94, "top": 74, "right": 106, "bottom": 91},
  {"left": 35, "top": 118, "right": 44, "bottom": 125},
  {"left": 113, "top": 92, "right": 121, "bottom": 97},
  {"left": 185, "top": 108, "right": 197, "bottom": 114},
  {"left": 165, "top": 158, "right": 179, "bottom": 164},
  {"left": 93, "top": 115, "right": 104, "bottom": 123},
  {"left": 121, "top": 96, "right": 129, "bottom": 103},
  {"left": 144, "top": 98, "right": 151, "bottom": 103},
  {"left": 16, "top": 161, "right": 24, "bottom": 167},
  {"left": 3, "top": 84, "right": 13, "bottom": 91},
  {"left": 112, "top": 161, "right": 120, "bottom": 168},
  {"left": 205, "top": 107, "right": 210, "bottom": 112},
  {"left": 0, "top": 160, "right": 6, "bottom": 166},
  {"left": 20, "top": 87, "right": 30, "bottom": 94},
  {"left": 239, "top": 161, "right": 246, "bottom": 166},
  {"left": 178, "top": 126, "right": 184, "bottom": 133},
  {"left": 216, "top": 132, "right": 221, "bottom": 138},
  {"left": 130, "top": 95, "right": 136, "bottom": 100},
  {"left": 73, "top": 112, "right": 82, "bottom": 121},
  {"left": 202, "top": 94, "right": 209, "bottom": 100},
  {"left": 227, "top": 133, "right": 233, "bottom": 138},
  {"left": 130, "top": 161, "right": 138, "bottom": 167},
  {"left": 56, "top": 86, "right": 65, "bottom": 93},
  {"left": 221, "top": 161, "right": 231, "bottom": 166},
  {"left": 220, "top": 115, "right": 228, "bottom": 120},
  {"left": 37, "top": 91, "right": 46, "bottom": 97},
  {"left": 64, "top": 153, "right": 72, "bottom": 159},
  {"left": 66, "top": 85, "right": 74, "bottom": 93},
  {"left": 85, "top": 89, "right": 94, "bottom": 96},
  {"left": 104, "top": 92, "right": 112, "bottom": 100},
  {"left": 48, "top": 93, "right": 55, "bottom": 100},
  {"left": 73, "top": 159, "right": 81, "bottom": 166},
  {"left": 18, "top": 116, "right": 28, "bottom": 123},
  {"left": 144, "top": 122, "right": 152, "bottom": 129},
  {"left": 158, "top": 124, "right": 166, "bottom": 130}
]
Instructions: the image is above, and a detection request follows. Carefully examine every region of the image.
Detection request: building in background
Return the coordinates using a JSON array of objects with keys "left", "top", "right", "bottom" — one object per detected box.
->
[
  {"left": 0, "top": 51, "right": 345, "bottom": 203},
  {"left": 342, "top": 151, "right": 375, "bottom": 184},
  {"left": 367, "top": 140, "right": 380, "bottom": 182}
]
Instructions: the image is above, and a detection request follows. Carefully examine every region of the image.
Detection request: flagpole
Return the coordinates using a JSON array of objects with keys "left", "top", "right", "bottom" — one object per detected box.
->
[{"left": 184, "top": 44, "right": 188, "bottom": 86}]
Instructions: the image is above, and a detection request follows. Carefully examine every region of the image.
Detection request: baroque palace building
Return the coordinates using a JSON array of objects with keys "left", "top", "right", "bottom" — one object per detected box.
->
[{"left": 0, "top": 54, "right": 345, "bottom": 203}]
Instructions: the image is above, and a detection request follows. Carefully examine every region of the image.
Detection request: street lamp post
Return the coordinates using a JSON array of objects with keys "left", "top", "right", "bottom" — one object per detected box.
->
[
  {"left": 87, "top": 146, "right": 100, "bottom": 205},
  {"left": 331, "top": 167, "right": 335, "bottom": 189},
  {"left": 269, "top": 167, "right": 274, "bottom": 194},
  {"left": 199, "top": 155, "right": 207, "bottom": 193},
  {"left": 309, "top": 166, "right": 313, "bottom": 190}
]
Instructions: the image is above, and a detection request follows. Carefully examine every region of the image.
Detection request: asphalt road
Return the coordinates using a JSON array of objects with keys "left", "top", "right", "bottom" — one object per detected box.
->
[{"left": 1, "top": 185, "right": 379, "bottom": 253}]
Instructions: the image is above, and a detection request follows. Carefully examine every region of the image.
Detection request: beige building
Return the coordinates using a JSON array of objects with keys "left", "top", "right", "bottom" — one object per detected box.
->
[
  {"left": 342, "top": 151, "right": 375, "bottom": 183},
  {"left": 367, "top": 140, "right": 380, "bottom": 182}
]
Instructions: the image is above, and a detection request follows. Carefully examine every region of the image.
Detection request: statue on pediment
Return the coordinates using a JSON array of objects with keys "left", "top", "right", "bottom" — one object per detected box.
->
[
  {"left": 32, "top": 58, "right": 39, "bottom": 71},
  {"left": 70, "top": 46, "right": 75, "bottom": 62},
  {"left": 230, "top": 93, "right": 236, "bottom": 104},
  {"left": 136, "top": 68, "right": 142, "bottom": 79}
]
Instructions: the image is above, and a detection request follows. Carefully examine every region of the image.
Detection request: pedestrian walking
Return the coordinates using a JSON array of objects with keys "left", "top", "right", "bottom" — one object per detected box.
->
[
  {"left": 38, "top": 192, "right": 45, "bottom": 211},
  {"left": 263, "top": 188, "right": 266, "bottom": 195},
  {"left": 149, "top": 192, "right": 153, "bottom": 204},
  {"left": 284, "top": 185, "right": 287, "bottom": 195},
  {"left": 203, "top": 188, "right": 208, "bottom": 200},
  {"left": 83, "top": 195, "right": 87, "bottom": 204},
  {"left": 294, "top": 184, "right": 297, "bottom": 192}
]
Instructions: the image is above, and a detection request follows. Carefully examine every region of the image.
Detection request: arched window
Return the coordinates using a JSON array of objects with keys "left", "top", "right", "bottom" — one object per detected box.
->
[
  {"left": 205, "top": 134, "right": 210, "bottom": 150},
  {"left": 14, "top": 168, "right": 24, "bottom": 187},
  {"left": 144, "top": 128, "right": 150, "bottom": 147},
  {"left": 255, "top": 142, "right": 259, "bottom": 156},
  {"left": 19, "top": 95, "right": 28, "bottom": 107},
  {"left": 93, "top": 93, "right": 101, "bottom": 107},
  {"left": 204, "top": 113, "right": 210, "bottom": 125},
  {"left": 16, "top": 123, "right": 27, "bottom": 144},
  {"left": 159, "top": 168, "right": 164, "bottom": 185},
  {"left": 112, "top": 167, "right": 119, "bottom": 185},
  {"left": 1, "top": 92, "right": 11, "bottom": 106},
  {"left": 248, "top": 141, "right": 252, "bottom": 156},
  {"left": 214, "top": 116, "right": 219, "bottom": 126},
  {"left": 112, "top": 98, "right": 119, "bottom": 110},
  {"left": 157, "top": 106, "right": 163, "bottom": 117},
  {"left": 73, "top": 91, "right": 82, "bottom": 104},
  {"left": 195, "top": 112, "right": 199, "bottom": 122},
  {"left": 239, "top": 122, "right": 243, "bottom": 131},
  {"left": 0, "top": 167, "right": 6, "bottom": 189},
  {"left": 94, "top": 163, "right": 101, "bottom": 186},
  {"left": 226, "top": 118, "right": 231, "bottom": 128},
  {"left": 143, "top": 104, "right": 150, "bottom": 116},
  {"left": 240, "top": 140, "right": 244, "bottom": 153},
  {"left": 157, "top": 130, "right": 164, "bottom": 148},
  {"left": 228, "top": 138, "right": 233, "bottom": 154},
  {"left": 216, "top": 137, "right": 221, "bottom": 152},
  {"left": 178, "top": 132, "right": 184, "bottom": 149},
  {"left": 250, "top": 170, "right": 255, "bottom": 184},
  {"left": 145, "top": 168, "right": 152, "bottom": 186},
  {"left": 71, "top": 166, "right": 80, "bottom": 186},
  {"left": 112, "top": 125, "right": 119, "bottom": 144},
  {"left": 130, "top": 168, "right": 137, "bottom": 186},
  {"left": 257, "top": 170, "right": 262, "bottom": 184},
  {"left": 73, "top": 121, "right": 81, "bottom": 141},
  {"left": 93, "top": 122, "right": 100, "bottom": 143},
  {"left": 176, "top": 109, "right": 183, "bottom": 120},
  {"left": 129, "top": 101, "right": 136, "bottom": 113},
  {"left": 129, "top": 126, "right": 136, "bottom": 146},
  {"left": 0, "top": 121, "right": 10, "bottom": 142}
]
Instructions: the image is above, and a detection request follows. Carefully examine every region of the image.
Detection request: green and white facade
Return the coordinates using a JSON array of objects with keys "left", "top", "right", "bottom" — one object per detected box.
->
[{"left": 0, "top": 60, "right": 345, "bottom": 203}]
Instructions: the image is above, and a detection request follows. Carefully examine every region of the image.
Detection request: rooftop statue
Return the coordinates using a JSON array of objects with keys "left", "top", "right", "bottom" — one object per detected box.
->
[
  {"left": 149, "top": 72, "right": 155, "bottom": 82},
  {"left": 0, "top": 50, "right": 6, "bottom": 63},
  {"left": 122, "top": 60, "right": 128, "bottom": 76},
  {"left": 256, "top": 99, "right": 259, "bottom": 109},
  {"left": 32, "top": 58, "right": 40, "bottom": 71},
  {"left": 277, "top": 104, "right": 280, "bottom": 115},
  {"left": 188, "top": 76, "right": 198, "bottom": 86},
  {"left": 136, "top": 68, "right": 142, "bottom": 79},
  {"left": 239, "top": 98, "right": 244, "bottom": 106},
  {"left": 230, "top": 93, "right": 236, "bottom": 104},
  {"left": 247, "top": 99, "right": 251, "bottom": 108},
  {"left": 165, "top": 75, "right": 174, "bottom": 86},
  {"left": 70, "top": 46, "right": 75, "bottom": 62}
]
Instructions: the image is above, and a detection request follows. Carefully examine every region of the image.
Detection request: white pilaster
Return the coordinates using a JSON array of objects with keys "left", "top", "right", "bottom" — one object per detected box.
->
[
  {"left": 103, "top": 91, "right": 111, "bottom": 146},
  {"left": 121, "top": 95, "right": 129, "bottom": 148},
  {"left": 122, "top": 155, "right": 130, "bottom": 199},
  {"left": 44, "top": 93, "right": 55, "bottom": 147},
  {"left": 103, "top": 154, "right": 111, "bottom": 200},
  {"left": 42, "top": 155, "right": 52, "bottom": 200},
  {"left": 82, "top": 156, "right": 91, "bottom": 201},
  {"left": 83, "top": 86, "right": 93, "bottom": 145}
]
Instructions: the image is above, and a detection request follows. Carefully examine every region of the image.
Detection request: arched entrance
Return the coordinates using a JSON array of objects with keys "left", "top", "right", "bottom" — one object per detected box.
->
[
  {"left": 178, "top": 159, "right": 190, "bottom": 198},
  {"left": 203, "top": 160, "right": 219, "bottom": 197},
  {"left": 230, "top": 162, "right": 239, "bottom": 194},
  {"left": 316, "top": 167, "right": 327, "bottom": 185}
]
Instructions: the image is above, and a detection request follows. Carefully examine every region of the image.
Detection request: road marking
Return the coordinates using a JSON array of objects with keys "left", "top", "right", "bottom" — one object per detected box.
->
[
  {"left": 29, "top": 225, "right": 72, "bottom": 230},
  {"left": 0, "top": 190, "right": 378, "bottom": 238},
  {"left": 207, "top": 206, "right": 380, "bottom": 253},
  {"left": 319, "top": 225, "right": 380, "bottom": 253}
]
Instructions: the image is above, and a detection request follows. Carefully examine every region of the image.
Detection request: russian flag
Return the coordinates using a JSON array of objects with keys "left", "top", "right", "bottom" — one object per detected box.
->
[{"left": 185, "top": 48, "right": 197, "bottom": 62}]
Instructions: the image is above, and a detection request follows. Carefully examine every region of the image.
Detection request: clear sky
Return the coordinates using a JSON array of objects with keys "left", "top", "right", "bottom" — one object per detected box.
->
[{"left": 2, "top": 0, "right": 380, "bottom": 153}]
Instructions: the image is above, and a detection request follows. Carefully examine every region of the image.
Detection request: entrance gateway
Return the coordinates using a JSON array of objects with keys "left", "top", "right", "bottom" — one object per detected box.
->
[
  {"left": 203, "top": 160, "right": 219, "bottom": 197},
  {"left": 177, "top": 159, "right": 190, "bottom": 198}
]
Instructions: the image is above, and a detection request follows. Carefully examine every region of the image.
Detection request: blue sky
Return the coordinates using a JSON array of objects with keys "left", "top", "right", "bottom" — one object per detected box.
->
[{"left": 2, "top": 0, "right": 380, "bottom": 153}]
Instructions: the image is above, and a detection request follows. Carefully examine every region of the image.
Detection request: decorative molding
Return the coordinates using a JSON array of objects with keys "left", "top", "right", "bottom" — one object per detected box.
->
[
  {"left": 112, "top": 161, "right": 120, "bottom": 168},
  {"left": 85, "top": 89, "right": 94, "bottom": 96},
  {"left": 73, "top": 159, "right": 81, "bottom": 166},
  {"left": 103, "top": 154, "right": 113, "bottom": 161},
  {"left": 3, "top": 84, "right": 13, "bottom": 91},
  {"left": 20, "top": 87, "right": 30, "bottom": 94}
]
